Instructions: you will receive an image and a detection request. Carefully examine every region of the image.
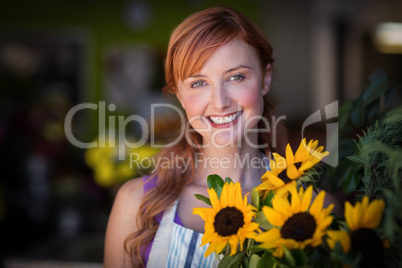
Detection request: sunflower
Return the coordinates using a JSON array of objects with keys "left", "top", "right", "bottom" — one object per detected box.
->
[
  {"left": 193, "top": 182, "right": 259, "bottom": 256},
  {"left": 256, "top": 139, "right": 329, "bottom": 197},
  {"left": 326, "top": 196, "right": 385, "bottom": 266},
  {"left": 255, "top": 185, "right": 334, "bottom": 257}
]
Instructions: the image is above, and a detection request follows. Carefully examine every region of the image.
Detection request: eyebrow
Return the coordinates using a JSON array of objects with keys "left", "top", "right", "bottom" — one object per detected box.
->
[
  {"left": 224, "top": 65, "right": 252, "bottom": 74},
  {"left": 187, "top": 65, "right": 252, "bottom": 79}
]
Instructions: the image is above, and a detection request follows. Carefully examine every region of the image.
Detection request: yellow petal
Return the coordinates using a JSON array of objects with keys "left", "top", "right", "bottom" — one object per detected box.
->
[
  {"left": 309, "top": 151, "right": 328, "bottom": 164},
  {"left": 299, "top": 161, "right": 315, "bottom": 172},
  {"left": 308, "top": 140, "right": 318, "bottom": 151},
  {"left": 291, "top": 187, "right": 301, "bottom": 213},
  {"left": 344, "top": 201, "right": 356, "bottom": 231},
  {"left": 214, "top": 237, "right": 227, "bottom": 255},
  {"left": 326, "top": 230, "right": 351, "bottom": 253},
  {"left": 227, "top": 183, "right": 235, "bottom": 207},
  {"left": 193, "top": 207, "right": 214, "bottom": 222},
  {"left": 315, "top": 204, "right": 334, "bottom": 225},
  {"left": 255, "top": 228, "right": 281, "bottom": 243},
  {"left": 269, "top": 159, "right": 283, "bottom": 174},
  {"left": 272, "top": 197, "right": 293, "bottom": 220},
  {"left": 361, "top": 199, "right": 385, "bottom": 229},
  {"left": 287, "top": 164, "right": 302, "bottom": 179},
  {"left": 201, "top": 230, "right": 217, "bottom": 246},
  {"left": 201, "top": 229, "right": 218, "bottom": 245},
  {"left": 262, "top": 206, "right": 286, "bottom": 227},
  {"left": 208, "top": 188, "right": 221, "bottom": 212},
  {"left": 228, "top": 235, "right": 239, "bottom": 255},
  {"left": 345, "top": 201, "right": 363, "bottom": 232},
  {"left": 273, "top": 153, "right": 287, "bottom": 169},
  {"left": 273, "top": 245, "right": 285, "bottom": 258},
  {"left": 295, "top": 139, "right": 308, "bottom": 162},
  {"left": 301, "top": 186, "right": 313, "bottom": 212},
  {"left": 352, "top": 202, "right": 363, "bottom": 231},
  {"left": 241, "top": 222, "right": 259, "bottom": 235},
  {"left": 234, "top": 183, "right": 243, "bottom": 208},
  {"left": 220, "top": 183, "right": 228, "bottom": 208},
  {"left": 267, "top": 172, "right": 286, "bottom": 187},
  {"left": 204, "top": 240, "right": 218, "bottom": 257},
  {"left": 240, "top": 193, "right": 248, "bottom": 211},
  {"left": 361, "top": 196, "right": 370, "bottom": 211},
  {"left": 286, "top": 144, "right": 295, "bottom": 165},
  {"left": 310, "top": 190, "right": 325, "bottom": 216}
]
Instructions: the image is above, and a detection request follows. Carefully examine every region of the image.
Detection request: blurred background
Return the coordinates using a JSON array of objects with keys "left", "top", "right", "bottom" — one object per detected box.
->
[{"left": 0, "top": 0, "right": 401, "bottom": 267}]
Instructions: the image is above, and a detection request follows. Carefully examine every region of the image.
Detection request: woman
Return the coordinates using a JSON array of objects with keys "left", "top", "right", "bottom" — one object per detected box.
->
[{"left": 104, "top": 6, "right": 291, "bottom": 267}]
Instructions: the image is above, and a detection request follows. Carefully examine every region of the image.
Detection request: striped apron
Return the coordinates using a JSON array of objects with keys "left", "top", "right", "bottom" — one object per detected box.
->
[
  {"left": 147, "top": 153, "right": 270, "bottom": 267},
  {"left": 147, "top": 199, "right": 220, "bottom": 268}
]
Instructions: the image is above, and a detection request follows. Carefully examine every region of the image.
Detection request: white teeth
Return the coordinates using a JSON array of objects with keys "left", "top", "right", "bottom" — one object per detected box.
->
[{"left": 209, "top": 111, "right": 241, "bottom": 124}]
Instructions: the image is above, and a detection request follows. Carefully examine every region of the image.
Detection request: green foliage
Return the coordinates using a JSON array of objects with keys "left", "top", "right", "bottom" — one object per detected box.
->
[
  {"left": 196, "top": 174, "right": 235, "bottom": 205},
  {"left": 262, "top": 191, "right": 275, "bottom": 207},
  {"left": 218, "top": 249, "right": 246, "bottom": 268},
  {"left": 324, "top": 69, "right": 400, "bottom": 194},
  {"left": 251, "top": 188, "right": 260, "bottom": 210},
  {"left": 347, "top": 106, "right": 402, "bottom": 267},
  {"left": 194, "top": 194, "right": 211, "bottom": 206}
]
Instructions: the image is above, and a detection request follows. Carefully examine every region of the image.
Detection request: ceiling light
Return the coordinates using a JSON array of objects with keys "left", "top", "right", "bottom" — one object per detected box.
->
[{"left": 373, "top": 22, "right": 402, "bottom": 54}]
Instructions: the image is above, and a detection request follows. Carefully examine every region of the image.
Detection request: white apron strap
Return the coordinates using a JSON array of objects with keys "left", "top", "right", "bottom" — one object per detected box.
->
[
  {"left": 147, "top": 199, "right": 178, "bottom": 267},
  {"left": 147, "top": 199, "right": 219, "bottom": 268}
]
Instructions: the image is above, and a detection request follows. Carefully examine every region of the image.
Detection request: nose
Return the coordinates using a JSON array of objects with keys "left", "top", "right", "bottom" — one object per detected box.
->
[{"left": 210, "top": 83, "right": 231, "bottom": 111}]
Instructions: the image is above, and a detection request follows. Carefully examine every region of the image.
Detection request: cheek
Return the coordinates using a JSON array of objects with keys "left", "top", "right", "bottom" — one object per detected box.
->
[
  {"left": 181, "top": 95, "right": 210, "bottom": 131},
  {"left": 182, "top": 95, "right": 204, "bottom": 118},
  {"left": 236, "top": 87, "right": 264, "bottom": 114}
]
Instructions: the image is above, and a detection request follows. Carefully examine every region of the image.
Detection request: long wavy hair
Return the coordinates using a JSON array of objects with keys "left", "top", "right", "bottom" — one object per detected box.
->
[{"left": 124, "top": 6, "right": 284, "bottom": 267}]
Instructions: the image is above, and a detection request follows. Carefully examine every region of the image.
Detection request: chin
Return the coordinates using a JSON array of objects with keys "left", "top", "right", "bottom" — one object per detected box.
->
[{"left": 209, "top": 130, "right": 242, "bottom": 148}]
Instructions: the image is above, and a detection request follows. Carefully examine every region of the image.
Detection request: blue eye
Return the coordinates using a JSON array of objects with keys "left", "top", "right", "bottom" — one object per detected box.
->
[
  {"left": 191, "top": 81, "right": 205, "bottom": 88},
  {"left": 229, "top": 75, "right": 244, "bottom": 81}
]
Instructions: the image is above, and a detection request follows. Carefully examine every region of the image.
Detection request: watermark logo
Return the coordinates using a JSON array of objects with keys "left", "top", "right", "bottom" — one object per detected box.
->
[
  {"left": 301, "top": 101, "right": 338, "bottom": 167},
  {"left": 64, "top": 100, "right": 339, "bottom": 168}
]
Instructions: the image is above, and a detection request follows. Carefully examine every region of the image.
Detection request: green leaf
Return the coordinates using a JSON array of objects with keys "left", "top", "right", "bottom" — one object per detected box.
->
[
  {"left": 207, "top": 174, "right": 224, "bottom": 189},
  {"left": 341, "top": 163, "right": 362, "bottom": 194},
  {"left": 194, "top": 194, "right": 211, "bottom": 206},
  {"left": 384, "top": 85, "right": 397, "bottom": 107},
  {"left": 249, "top": 254, "right": 261, "bottom": 268},
  {"left": 255, "top": 211, "right": 273, "bottom": 230},
  {"left": 257, "top": 251, "right": 275, "bottom": 268},
  {"left": 366, "top": 99, "right": 380, "bottom": 120},
  {"left": 292, "top": 249, "right": 308, "bottom": 266},
  {"left": 262, "top": 191, "right": 274, "bottom": 207},
  {"left": 351, "top": 99, "right": 366, "bottom": 127},
  {"left": 362, "top": 69, "right": 388, "bottom": 105},
  {"left": 217, "top": 250, "right": 245, "bottom": 268},
  {"left": 215, "top": 186, "right": 223, "bottom": 199},
  {"left": 283, "top": 246, "right": 296, "bottom": 266},
  {"left": 251, "top": 188, "right": 260, "bottom": 209},
  {"left": 225, "top": 177, "right": 233, "bottom": 184},
  {"left": 338, "top": 99, "right": 353, "bottom": 131}
]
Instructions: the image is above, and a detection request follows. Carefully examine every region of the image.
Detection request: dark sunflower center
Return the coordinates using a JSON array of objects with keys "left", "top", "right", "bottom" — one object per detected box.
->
[
  {"left": 280, "top": 212, "right": 316, "bottom": 241},
  {"left": 351, "top": 228, "right": 383, "bottom": 267},
  {"left": 277, "top": 162, "right": 302, "bottom": 184},
  {"left": 214, "top": 207, "right": 244, "bottom": 237}
]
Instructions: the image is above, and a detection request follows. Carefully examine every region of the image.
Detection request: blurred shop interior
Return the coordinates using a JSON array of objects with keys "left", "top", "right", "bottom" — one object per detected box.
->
[{"left": 0, "top": 0, "right": 401, "bottom": 266}]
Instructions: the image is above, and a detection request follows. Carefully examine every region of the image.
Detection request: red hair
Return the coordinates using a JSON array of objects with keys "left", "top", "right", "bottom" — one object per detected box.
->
[{"left": 124, "top": 6, "right": 284, "bottom": 267}]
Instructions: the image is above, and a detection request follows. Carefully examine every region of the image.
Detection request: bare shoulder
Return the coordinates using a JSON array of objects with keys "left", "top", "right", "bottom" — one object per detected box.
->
[
  {"left": 103, "top": 177, "right": 145, "bottom": 268},
  {"left": 116, "top": 177, "right": 145, "bottom": 205}
]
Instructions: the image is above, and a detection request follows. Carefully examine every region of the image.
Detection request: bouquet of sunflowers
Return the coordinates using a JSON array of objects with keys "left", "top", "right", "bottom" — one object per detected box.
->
[
  {"left": 193, "top": 138, "right": 393, "bottom": 268},
  {"left": 193, "top": 70, "right": 402, "bottom": 267}
]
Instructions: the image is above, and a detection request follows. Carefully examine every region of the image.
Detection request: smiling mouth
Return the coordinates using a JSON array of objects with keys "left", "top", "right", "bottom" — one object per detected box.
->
[{"left": 208, "top": 111, "right": 242, "bottom": 125}]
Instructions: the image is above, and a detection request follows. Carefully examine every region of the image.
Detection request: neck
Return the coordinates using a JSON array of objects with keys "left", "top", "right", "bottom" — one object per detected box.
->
[{"left": 193, "top": 142, "right": 270, "bottom": 190}]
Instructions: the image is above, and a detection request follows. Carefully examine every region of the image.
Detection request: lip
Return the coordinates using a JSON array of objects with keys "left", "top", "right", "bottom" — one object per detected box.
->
[{"left": 207, "top": 110, "right": 243, "bottom": 128}]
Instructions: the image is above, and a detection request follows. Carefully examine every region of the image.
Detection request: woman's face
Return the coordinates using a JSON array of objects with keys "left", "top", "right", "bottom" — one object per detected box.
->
[{"left": 177, "top": 39, "right": 271, "bottom": 148}]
